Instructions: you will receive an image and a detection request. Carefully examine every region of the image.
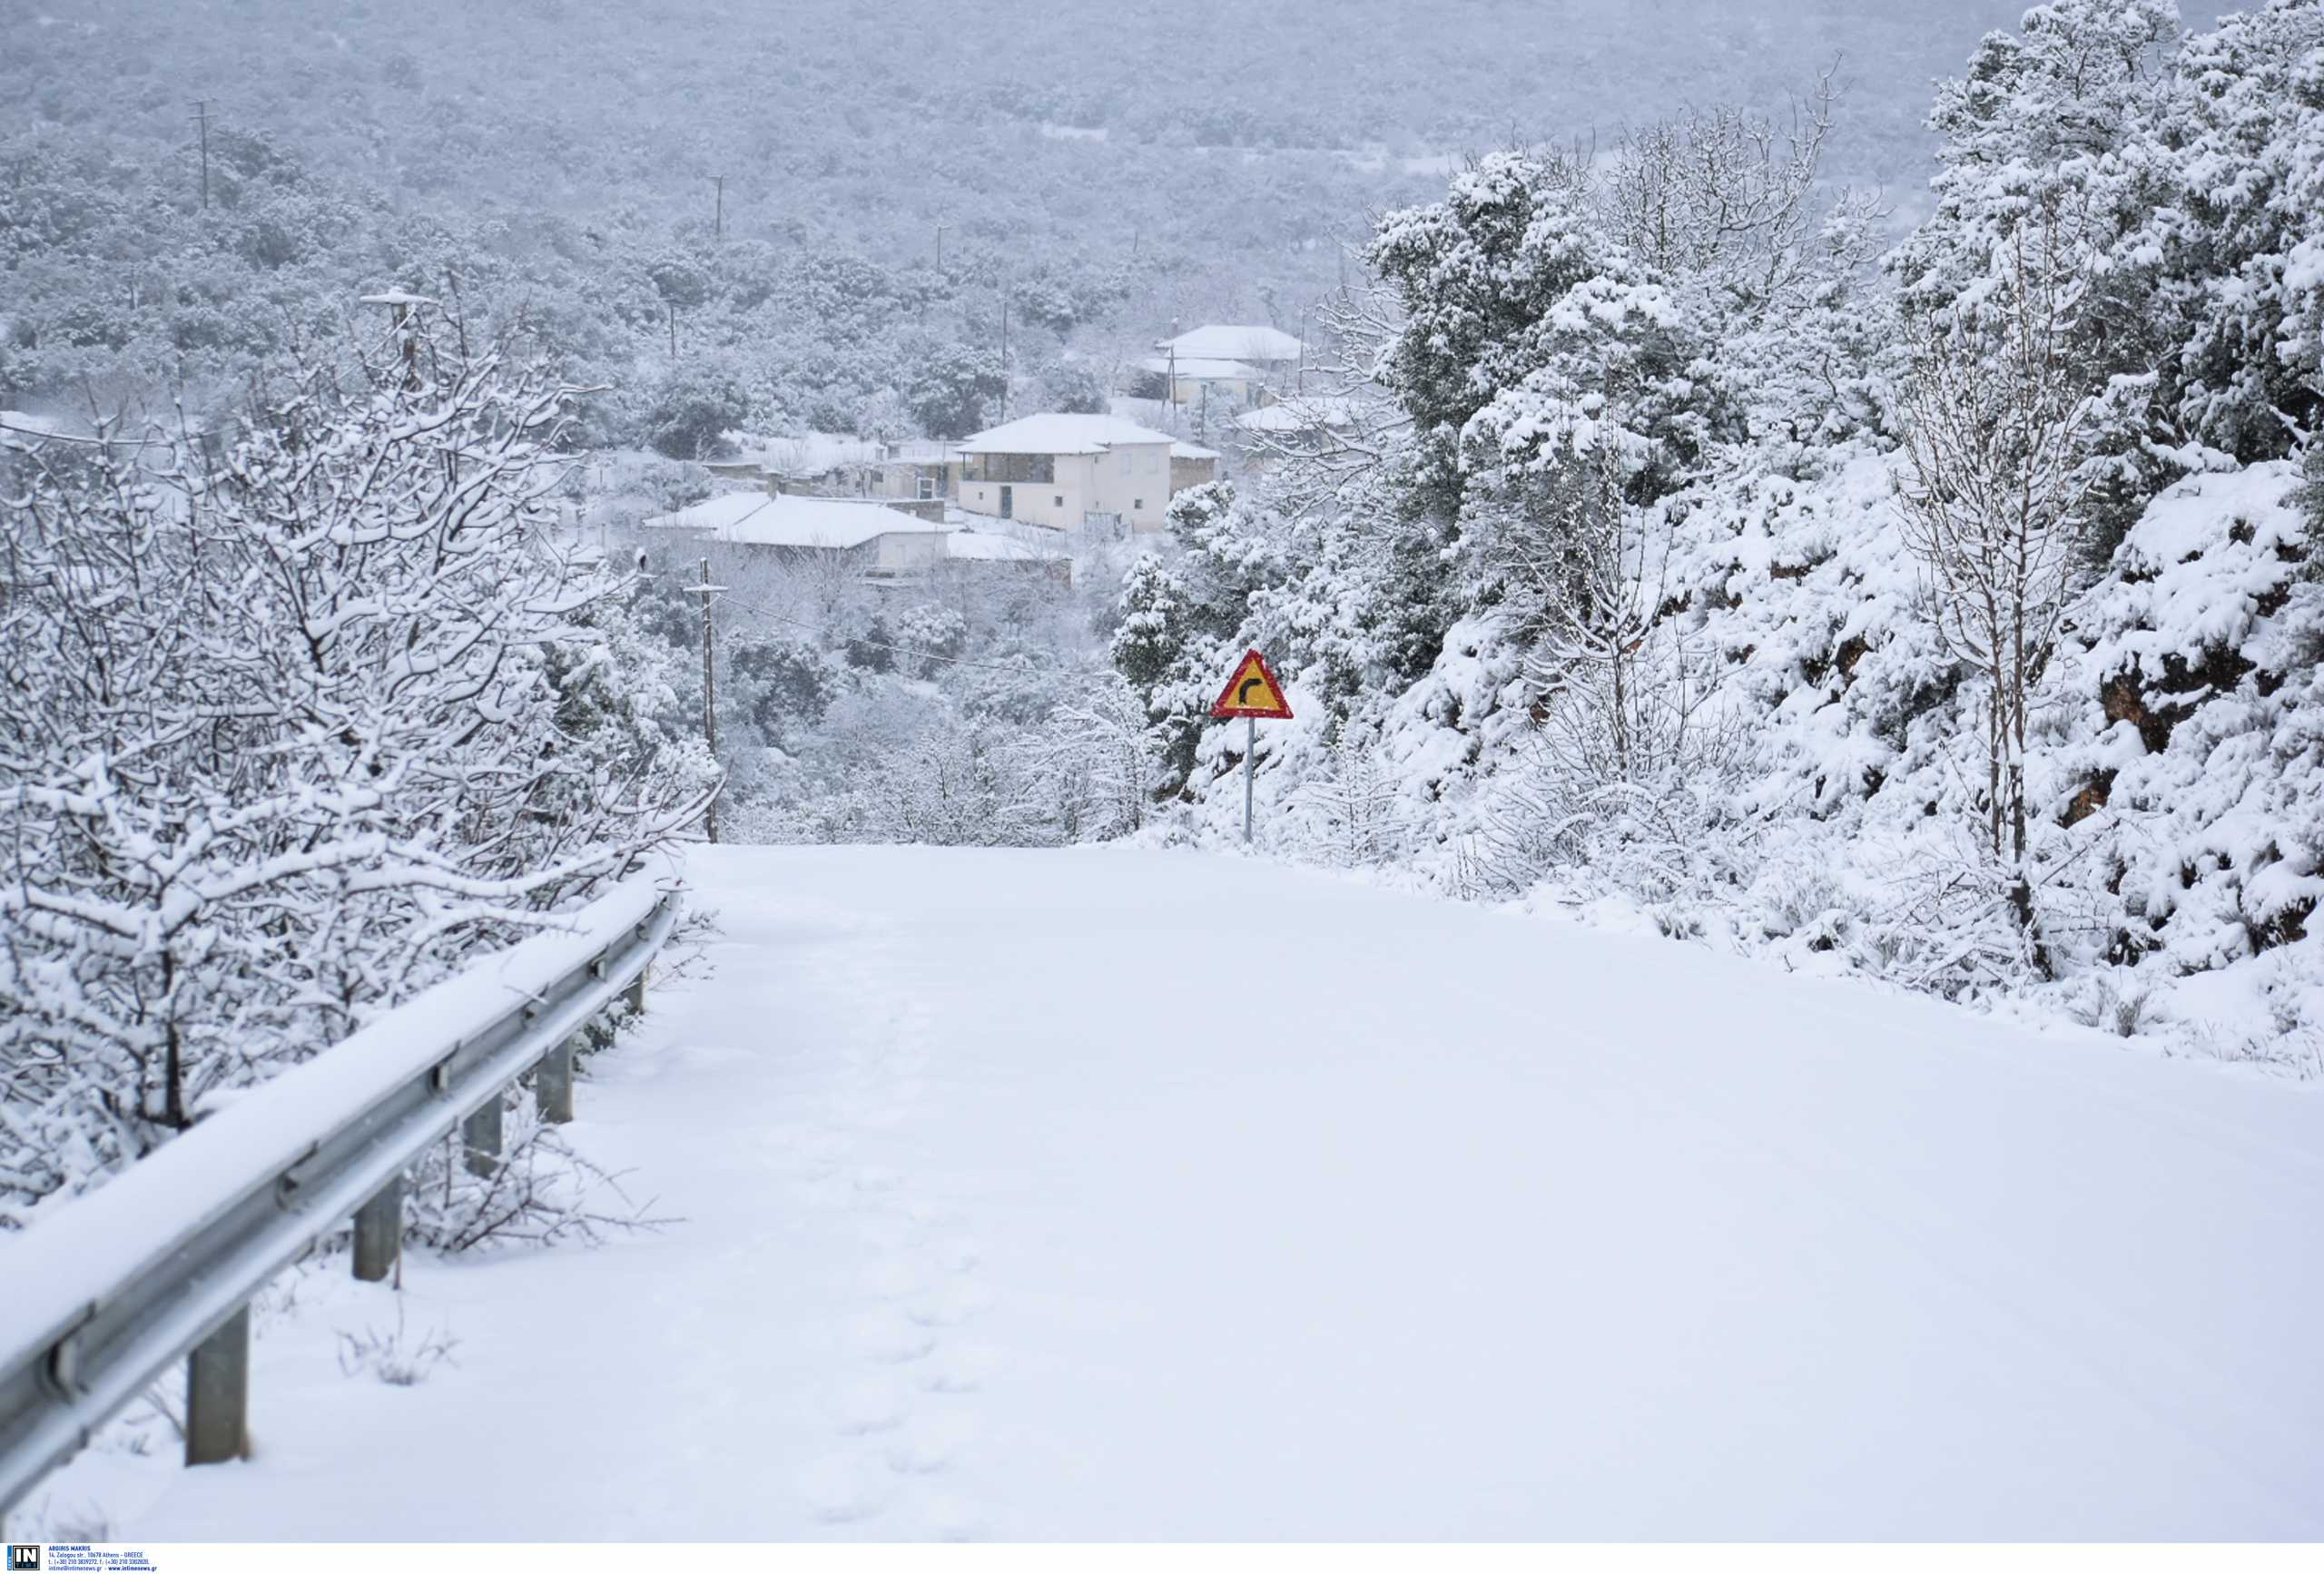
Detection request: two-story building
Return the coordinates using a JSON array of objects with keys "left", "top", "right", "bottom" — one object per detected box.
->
[{"left": 953, "top": 414, "right": 1181, "bottom": 534}]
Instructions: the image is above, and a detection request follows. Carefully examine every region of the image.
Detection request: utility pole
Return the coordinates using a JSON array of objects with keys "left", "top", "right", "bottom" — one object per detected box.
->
[
  {"left": 359, "top": 290, "right": 437, "bottom": 391},
  {"left": 713, "top": 175, "right": 724, "bottom": 241},
  {"left": 668, "top": 303, "right": 678, "bottom": 359},
  {"left": 935, "top": 222, "right": 946, "bottom": 271},
  {"left": 683, "top": 558, "right": 724, "bottom": 844},
  {"left": 191, "top": 99, "right": 212, "bottom": 211},
  {"left": 1000, "top": 289, "right": 1009, "bottom": 422}
]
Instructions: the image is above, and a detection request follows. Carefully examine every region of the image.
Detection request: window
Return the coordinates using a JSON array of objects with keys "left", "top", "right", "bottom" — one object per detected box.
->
[
  {"left": 1054, "top": 495, "right": 1064, "bottom": 507},
  {"left": 1133, "top": 498, "right": 1144, "bottom": 511},
  {"left": 917, "top": 475, "right": 935, "bottom": 500}
]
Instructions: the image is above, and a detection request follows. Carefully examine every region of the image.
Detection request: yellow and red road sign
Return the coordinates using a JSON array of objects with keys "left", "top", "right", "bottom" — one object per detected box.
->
[{"left": 1211, "top": 648, "right": 1293, "bottom": 721}]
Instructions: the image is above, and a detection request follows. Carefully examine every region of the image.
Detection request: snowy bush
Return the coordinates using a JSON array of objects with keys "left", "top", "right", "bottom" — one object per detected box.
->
[{"left": 0, "top": 313, "right": 714, "bottom": 1224}]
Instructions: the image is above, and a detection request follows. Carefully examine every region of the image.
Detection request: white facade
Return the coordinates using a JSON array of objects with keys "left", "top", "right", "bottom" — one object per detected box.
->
[{"left": 954, "top": 414, "right": 1181, "bottom": 534}]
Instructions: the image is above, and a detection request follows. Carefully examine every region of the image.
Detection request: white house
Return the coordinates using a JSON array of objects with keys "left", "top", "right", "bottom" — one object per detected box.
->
[
  {"left": 1234, "top": 396, "right": 1357, "bottom": 449},
  {"left": 952, "top": 413, "right": 1181, "bottom": 534},
  {"left": 1135, "top": 354, "right": 1265, "bottom": 409},
  {"left": 641, "top": 491, "right": 953, "bottom": 575},
  {"left": 1156, "top": 323, "right": 1305, "bottom": 370},
  {"left": 641, "top": 490, "right": 1068, "bottom": 581},
  {"left": 1229, "top": 397, "right": 1360, "bottom": 475}
]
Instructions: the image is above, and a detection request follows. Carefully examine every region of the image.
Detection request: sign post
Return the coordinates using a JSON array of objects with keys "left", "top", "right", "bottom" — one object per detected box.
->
[{"left": 1211, "top": 648, "right": 1293, "bottom": 845}]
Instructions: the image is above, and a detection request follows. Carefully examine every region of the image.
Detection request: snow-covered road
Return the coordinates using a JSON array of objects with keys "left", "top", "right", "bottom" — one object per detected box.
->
[{"left": 86, "top": 847, "right": 2324, "bottom": 1539}]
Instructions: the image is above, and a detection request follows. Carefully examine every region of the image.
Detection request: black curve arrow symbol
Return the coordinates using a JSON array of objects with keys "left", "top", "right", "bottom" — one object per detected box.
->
[{"left": 1237, "top": 676, "right": 1265, "bottom": 706}]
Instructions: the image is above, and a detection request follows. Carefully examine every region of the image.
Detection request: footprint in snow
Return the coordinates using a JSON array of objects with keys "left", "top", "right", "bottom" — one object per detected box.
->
[
  {"left": 914, "top": 1340, "right": 998, "bottom": 1394},
  {"left": 827, "top": 1372, "right": 911, "bottom": 1435},
  {"left": 796, "top": 1448, "right": 894, "bottom": 1525},
  {"left": 882, "top": 1411, "right": 978, "bottom": 1475},
  {"left": 924, "top": 1490, "right": 989, "bottom": 1542},
  {"left": 906, "top": 1278, "right": 991, "bottom": 1329},
  {"left": 849, "top": 1307, "right": 939, "bottom": 1365}
]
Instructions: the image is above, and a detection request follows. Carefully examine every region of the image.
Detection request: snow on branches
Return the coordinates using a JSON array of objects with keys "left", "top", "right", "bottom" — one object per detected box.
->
[{"left": 0, "top": 315, "right": 714, "bottom": 1224}]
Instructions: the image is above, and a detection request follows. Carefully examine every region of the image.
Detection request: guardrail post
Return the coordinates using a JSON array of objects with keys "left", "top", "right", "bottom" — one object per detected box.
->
[
  {"left": 461, "top": 1096, "right": 502, "bottom": 1177},
  {"left": 626, "top": 962, "right": 648, "bottom": 1017},
  {"left": 537, "top": 1035, "right": 576, "bottom": 1125},
  {"left": 185, "top": 1305, "right": 250, "bottom": 1466},
  {"left": 352, "top": 1175, "right": 403, "bottom": 1283}
]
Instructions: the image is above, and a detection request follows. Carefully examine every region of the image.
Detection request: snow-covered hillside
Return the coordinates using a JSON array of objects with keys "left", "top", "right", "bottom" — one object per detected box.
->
[
  {"left": 33, "top": 847, "right": 2322, "bottom": 1540},
  {"left": 1117, "top": 0, "right": 2324, "bottom": 1073}
]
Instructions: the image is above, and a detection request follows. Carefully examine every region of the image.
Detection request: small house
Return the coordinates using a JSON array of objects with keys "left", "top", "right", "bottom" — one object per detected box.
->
[
  {"left": 1155, "top": 324, "right": 1305, "bottom": 373},
  {"left": 952, "top": 413, "right": 1181, "bottom": 534},
  {"left": 642, "top": 491, "right": 954, "bottom": 575},
  {"left": 1171, "top": 441, "right": 1221, "bottom": 493}
]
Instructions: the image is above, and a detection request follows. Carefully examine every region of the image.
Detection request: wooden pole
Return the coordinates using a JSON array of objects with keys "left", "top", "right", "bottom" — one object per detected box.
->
[{"left": 192, "top": 99, "right": 212, "bottom": 211}]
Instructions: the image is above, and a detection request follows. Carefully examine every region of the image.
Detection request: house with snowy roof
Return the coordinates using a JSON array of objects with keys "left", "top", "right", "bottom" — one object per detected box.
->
[
  {"left": 952, "top": 413, "right": 1181, "bottom": 534},
  {"left": 1156, "top": 323, "right": 1305, "bottom": 369},
  {"left": 642, "top": 490, "right": 1068, "bottom": 581},
  {"left": 1234, "top": 395, "right": 1356, "bottom": 441},
  {"left": 1171, "top": 440, "right": 1221, "bottom": 493},
  {"left": 642, "top": 491, "right": 954, "bottom": 575},
  {"left": 1135, "top": 353, "right": 1265, "bottom": 410}
]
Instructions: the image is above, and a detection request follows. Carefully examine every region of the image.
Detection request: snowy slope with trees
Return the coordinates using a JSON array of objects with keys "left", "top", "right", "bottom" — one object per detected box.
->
[{"left": 1110, "top": 0, "right": 2324, "bottom": 1072}]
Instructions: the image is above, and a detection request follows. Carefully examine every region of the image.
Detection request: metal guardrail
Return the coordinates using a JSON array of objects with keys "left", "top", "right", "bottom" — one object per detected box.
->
[{"left": 0, "top": 875, "right": 684, "bottom": 1514}]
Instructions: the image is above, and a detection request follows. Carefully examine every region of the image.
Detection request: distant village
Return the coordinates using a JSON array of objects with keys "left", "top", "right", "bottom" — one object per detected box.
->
[{"left": 639, "top": 322, "right": 1358, "bottom": 585}]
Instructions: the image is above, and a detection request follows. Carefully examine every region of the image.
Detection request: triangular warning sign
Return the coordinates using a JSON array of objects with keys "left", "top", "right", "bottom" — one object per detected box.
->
[{"left": 1211, "top": 648, "right": 1294, "bottom": 720}]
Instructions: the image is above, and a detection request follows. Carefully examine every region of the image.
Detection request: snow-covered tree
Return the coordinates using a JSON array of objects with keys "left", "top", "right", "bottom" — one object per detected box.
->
[
  {"left": 0, "top": 313, "right": 713, "bottom": 1223},
  {"left": 1896, "top": 209, "right": 2100, "bottom": 947}
]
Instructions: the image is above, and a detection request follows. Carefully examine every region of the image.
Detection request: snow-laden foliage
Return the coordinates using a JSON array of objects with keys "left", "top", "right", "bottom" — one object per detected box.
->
[
  {"left": 1116, "top": 10, "right": 2324, "bottom": 1071},
  {"left": 0, "top": 317, "right": 714, "bottom": 1225}
]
